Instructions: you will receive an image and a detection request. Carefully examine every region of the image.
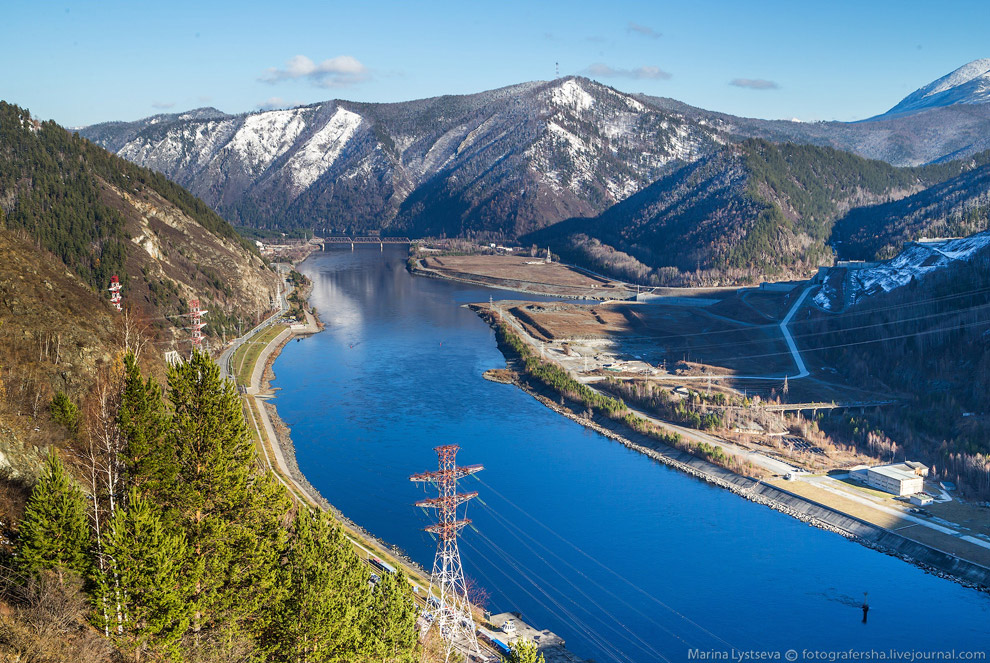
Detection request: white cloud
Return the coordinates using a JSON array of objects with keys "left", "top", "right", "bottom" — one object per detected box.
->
[
  {"left": 627, "top": 22, "right": 660, "bottom": 39},
  {"left": 260, "top": 55, "right": 369, "bottom": 88},
  {"left": 583, "top": 63, "right": 671, "bottom": 80},
  {"left": 730, "top": 78, "right": 780, "bottom": 90},
  {"left": 256, "top": 97, "right": 288, "bottom": 111},
  {"left": 151, "top": 101, "right": 175, "bottom": 110}
]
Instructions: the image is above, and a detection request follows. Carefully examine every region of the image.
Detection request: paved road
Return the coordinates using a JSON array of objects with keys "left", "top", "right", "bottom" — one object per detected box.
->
[
  {"left": 622, "top": 400, "right": 798, "bottom": 475},
  {"left": 582, "top": 284, "right": 815, "bottom": 384},
  {"left": 779, "top": 286, "right": 813, "bottom": 378},
  {"left": 219, "top": 263, "right": 292, "bottom": 381}
]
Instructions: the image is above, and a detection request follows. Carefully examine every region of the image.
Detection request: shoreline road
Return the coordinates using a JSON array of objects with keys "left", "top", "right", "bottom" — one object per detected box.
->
[
  {"left": 622, "top": 399, "right": 799, "bottom": 475},
  {"left": 219, "top": 264, "right": 291, "bottom": 381}
]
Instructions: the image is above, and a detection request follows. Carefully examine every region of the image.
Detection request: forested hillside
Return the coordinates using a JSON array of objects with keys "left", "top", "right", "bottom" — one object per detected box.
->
[
  {"left": 800, "top": 250, "right": 990, "bottom": 498},
  {"left": 0, "top": 101, "right": 423, "bottom": 661},
  {"left": 832, "top": 157, "right": 990, "bottom": 260},
  {"left": 526, "top": 141, "right": 990, "bottom": 286},
  {"left": 0, "top": 101, "right": 279, "bottom": 341},
  {"left": 1, "top": 351, "right": 419, "bottom": 661}
]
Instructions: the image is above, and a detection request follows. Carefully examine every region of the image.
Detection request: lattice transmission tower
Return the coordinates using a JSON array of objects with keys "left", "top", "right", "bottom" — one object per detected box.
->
[
  {"left": 411, "top": 445, "right": 483, "bottom": 660},
  {"left": 188, "top": 298, "right": 208, "bottom": 352},
  {"left": 108, "top": 275, "right": 122, "bottom": 312}
]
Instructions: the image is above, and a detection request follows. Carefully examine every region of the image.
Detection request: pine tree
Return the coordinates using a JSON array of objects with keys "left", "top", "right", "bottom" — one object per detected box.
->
[
  {"left": 118, "top": 352, "right": 173, "bottom": 495},
  {"left": 49, "top": 390, "right": 79, "bottom": 434},
  {"left": 503, "top": 639, "right": 545, "bottom": 663},
  {"left": 98, "top": 488, "right": 190, "bottom": 660},
  {"left": 228, "top": 470, "right": 293, "bottom": 647},
  {"left": 362, "top": 569, "right": 419, "bottom": 663},
  {"left": 16, "top": 449, "right": 90, "bottom": 579},
  {"left": 164, "top": 350, "right": 283, "bottom": 638},
  {"left": 272, "top": 509, "right": 370, "bottom": 662}
]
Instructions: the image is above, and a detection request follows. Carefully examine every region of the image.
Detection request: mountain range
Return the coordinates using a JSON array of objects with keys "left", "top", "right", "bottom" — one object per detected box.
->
[{"left": 77, "top": 59, "right": 990, "bottom": 284}]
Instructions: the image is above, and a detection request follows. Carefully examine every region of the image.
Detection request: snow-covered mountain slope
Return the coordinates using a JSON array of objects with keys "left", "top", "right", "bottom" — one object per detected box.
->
[
  {"left": 639, "top": 90, "right": 990, "bottom": 167},
  {"left": 882, "top": 59, "right": 990, "bottom": 117},
  {"left": 814, "top": 231, "right": 990, "bottom": 311},
  {"left": 81, "top": 78, "right": 721, "bottom": 237}
]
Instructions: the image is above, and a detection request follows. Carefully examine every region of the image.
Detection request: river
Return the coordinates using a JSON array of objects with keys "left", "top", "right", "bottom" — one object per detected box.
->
[{"left": 271, "top": 246, "right": 990, "bottom": 662}]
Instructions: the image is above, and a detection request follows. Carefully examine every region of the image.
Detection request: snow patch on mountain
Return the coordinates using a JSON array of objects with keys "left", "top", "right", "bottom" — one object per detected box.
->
[
  {"left": 815, "top": 231, "right": 990, "bottom": 310},
  {"left": 286, "top": 108, "right": 362, "bottom": 190},
  {"left": 551, "top": 80, "right": 595, "bottom": 112},
  {"left": 229, "top": 109, "right": 308, "bottom": 174},
  {"left": 668, "top": 123, "right": 697, "bottom": 160},
  {"left": 883, "top": 58, "right": 990, "bottom": 117},
  {"left": 547, "top": 121, "right": 587, "bottom": 155},
  {"left": 925, "top": 59, "right": 990, "bottom": 97},
  {"left": 602, "top": 113, "right": 638, "bottom": 141}
]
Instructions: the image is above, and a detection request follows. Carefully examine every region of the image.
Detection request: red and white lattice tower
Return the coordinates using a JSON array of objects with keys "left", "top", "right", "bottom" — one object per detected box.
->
[
  {"left": 108, "top": 275, "right": 122, "bottom": 312},
  {"left": 410, "top": 445, "right": 483, "bottom": 661},
  {"left": 188, "top": 298, "right": 208, "bottom": 350}
]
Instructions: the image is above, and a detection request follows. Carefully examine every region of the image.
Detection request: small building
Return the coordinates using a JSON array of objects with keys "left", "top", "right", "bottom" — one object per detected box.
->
[
  {"left": 910, "top": 494, "right": 934, "bottom": 506},
  {"left": 836, "top": 260, "right": 882, "bottom": 269},
  {"left": 866, "top": 463, "right": 925, "bottom": 496}
]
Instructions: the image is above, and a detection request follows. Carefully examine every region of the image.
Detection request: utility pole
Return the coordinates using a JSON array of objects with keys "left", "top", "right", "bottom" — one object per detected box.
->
[{"left": 410, "top": 446, "right": 483, "bottom": 661}]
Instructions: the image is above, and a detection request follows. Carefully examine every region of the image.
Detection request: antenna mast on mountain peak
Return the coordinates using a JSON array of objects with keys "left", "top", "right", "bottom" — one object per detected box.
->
[{"left": 410, "top": 445, "right": 483, "bottom": 661}]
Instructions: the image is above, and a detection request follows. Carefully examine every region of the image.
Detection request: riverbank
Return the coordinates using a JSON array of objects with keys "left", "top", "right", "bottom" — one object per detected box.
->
[
  {"left": 409, "top": 255, "right": 634, "bottom": 301},
  {"left": 256, "top": 326, "right": 434, "bottom": 582},
  {"left": 230, "top": 283, "right": 440, "bottom": 595},
  {"left": 237, "top": 264, "right": 597, "bottom": 663},
  {"left": 474, "top": 308, "right": 990, "bottom": 593}
]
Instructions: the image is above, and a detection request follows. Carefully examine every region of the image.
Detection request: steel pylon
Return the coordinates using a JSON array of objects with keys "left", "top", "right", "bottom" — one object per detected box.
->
[{"left": 411, "top": 445, "right": 483, "bottom": 661}]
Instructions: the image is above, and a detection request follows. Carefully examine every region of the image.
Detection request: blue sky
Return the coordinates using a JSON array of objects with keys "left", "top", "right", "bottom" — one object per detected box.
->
[{"left": 3, "top": 0, "right": 988, "bottom": 127}]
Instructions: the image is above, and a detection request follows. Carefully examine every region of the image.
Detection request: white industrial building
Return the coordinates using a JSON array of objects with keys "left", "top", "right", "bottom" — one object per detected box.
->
[{"left": 866, "top": 463, "right": 925, "bottom": 496}]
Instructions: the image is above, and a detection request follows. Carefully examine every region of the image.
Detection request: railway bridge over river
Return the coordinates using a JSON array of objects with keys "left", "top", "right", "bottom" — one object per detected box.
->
[{"left": 319, "top": 236, "right": 411, "bottom": 251}]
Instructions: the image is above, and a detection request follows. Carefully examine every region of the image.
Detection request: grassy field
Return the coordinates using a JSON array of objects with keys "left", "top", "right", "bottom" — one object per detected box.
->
[{"left": 231, "top": 324, "right": 287, "bottom": 386}]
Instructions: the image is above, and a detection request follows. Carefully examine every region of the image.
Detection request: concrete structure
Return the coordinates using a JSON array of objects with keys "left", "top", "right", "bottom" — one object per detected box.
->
[
  {"left": 867, "top": 463, "right": 925, "bottom": 496},
  {"left": 759, "top": 281, "right": 799, "bottom": 292},
  {"left": 483, "top": 612, "right": 590, "bottom": 663},
  {"left": 836, "top": 260, "right": 882, "bottom": 269},
  {"left": 911, "top": 494, "right": 934, "bottom": 506}
]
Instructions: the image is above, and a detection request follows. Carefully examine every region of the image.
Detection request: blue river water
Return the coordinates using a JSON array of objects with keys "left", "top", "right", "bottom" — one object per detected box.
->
[{"left": 271, "top": 246, "right": 990, "bottom": 662}]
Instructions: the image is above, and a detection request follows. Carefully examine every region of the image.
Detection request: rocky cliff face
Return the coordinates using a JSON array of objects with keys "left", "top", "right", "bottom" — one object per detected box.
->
[{"left": 107, "top": 181, "right": 280, "bottom": 336}]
